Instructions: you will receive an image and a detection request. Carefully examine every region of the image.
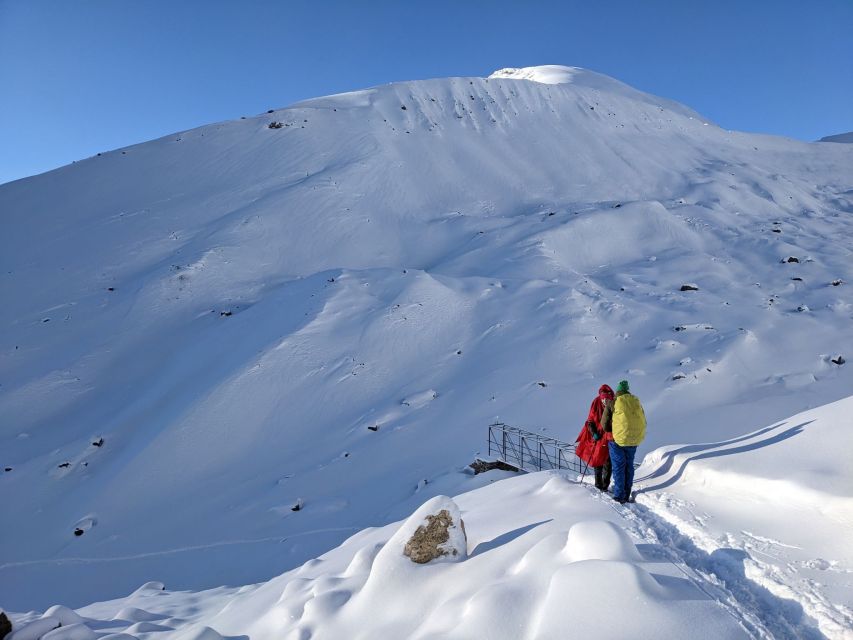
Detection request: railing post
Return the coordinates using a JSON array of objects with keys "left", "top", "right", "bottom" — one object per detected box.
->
[
  {"left": 502, "top": 428, "right": 507, "bottom": 463},
  {"left": 538, "top": 441, "right": 543, "bottom": 471}
]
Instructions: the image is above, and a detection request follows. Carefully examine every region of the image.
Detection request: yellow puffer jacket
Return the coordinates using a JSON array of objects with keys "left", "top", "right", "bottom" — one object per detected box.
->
[{"left": 612, "top": 392, "right": 646, "bottom": 446}]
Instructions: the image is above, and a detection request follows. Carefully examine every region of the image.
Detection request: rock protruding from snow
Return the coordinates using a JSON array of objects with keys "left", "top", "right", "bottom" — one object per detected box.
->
[
  {"left": 0, "top": 612, "right": 11, "bottom": 640},
  {"left": 402, "top": 501, "right": 467, "bottom": 564},
  {"left": 378, "top": 495, "right": 467, "bottom": 568},
  {"left": 565, "top": 520, "right": 643, "bottom": 562}
]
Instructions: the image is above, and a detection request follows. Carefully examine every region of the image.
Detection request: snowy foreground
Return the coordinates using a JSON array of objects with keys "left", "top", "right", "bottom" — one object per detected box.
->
[
  {"left": 5, "top": 402, "right": 853, "bottom": 639},
  {"left": 1, "top": 65, "right": 852, "bottom": 637}
]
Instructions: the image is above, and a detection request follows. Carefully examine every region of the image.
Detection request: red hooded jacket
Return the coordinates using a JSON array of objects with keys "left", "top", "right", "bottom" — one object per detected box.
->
[{"left": 575, "top": 384, "right": 613, "bottom": 467}]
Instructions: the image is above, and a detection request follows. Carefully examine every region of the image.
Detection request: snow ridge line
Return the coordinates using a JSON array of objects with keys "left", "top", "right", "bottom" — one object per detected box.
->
[{"left": 604, "top": 489, "right": 835, "bottom": 640}]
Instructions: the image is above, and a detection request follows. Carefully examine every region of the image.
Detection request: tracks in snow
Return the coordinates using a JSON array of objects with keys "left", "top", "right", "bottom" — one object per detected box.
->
[{"left": 588, "top": 483, "right": 851, "bottom": 640}]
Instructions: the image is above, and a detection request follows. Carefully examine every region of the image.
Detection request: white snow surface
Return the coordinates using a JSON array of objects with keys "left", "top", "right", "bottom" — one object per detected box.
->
[
  {"left": 7, "top": 472, "right": 751, "bottom": 639},
  {"left": 1, "top": 64, "right": 853, "bottom": 637}
]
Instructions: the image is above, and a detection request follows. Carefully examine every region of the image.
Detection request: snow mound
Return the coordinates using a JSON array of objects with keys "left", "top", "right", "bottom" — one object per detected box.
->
[
  {"left": 369, "top": 495, "right": 466, "bottom": 576},
  {"left": 42, "top": 607, "right": 83, "bottom": 627},
  {"left": 40, "top": 624, "right": 96, "bottom": 640},
  {"left": 565, "top": 520, "right": 644, "bottom": 562},
  {"left": 46, "top": 473, "right": 745, "bottom": 639},
  {"left": 7, "top": 618, "right": 61, "bottom": 640}
]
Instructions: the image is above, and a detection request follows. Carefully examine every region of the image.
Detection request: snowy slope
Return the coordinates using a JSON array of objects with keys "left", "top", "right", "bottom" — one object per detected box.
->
[
  {"left": 634, "top": 397, "right": 853, "bottom": 638},
  {"left": 7, "top": 472, "right": 752, "bottom": 640},
  {"left": 2, "top": 65, "right": 852, "bottom": 618},
  {"left": 820, "top": 132, "right": 853, "bottom": 143}
]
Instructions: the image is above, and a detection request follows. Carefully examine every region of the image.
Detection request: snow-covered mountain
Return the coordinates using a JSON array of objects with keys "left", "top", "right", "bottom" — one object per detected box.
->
[
  {"left": 820, "top": 132, "right": 853, "bottom": 143},
  {"left": 1, "top": 65, "right": 852, "bottom": 636}
]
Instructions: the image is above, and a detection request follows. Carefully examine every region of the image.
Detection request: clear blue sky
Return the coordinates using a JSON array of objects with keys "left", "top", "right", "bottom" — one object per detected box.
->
[{"left": 1, "top": 0, "right": 851, "bottom": 185}]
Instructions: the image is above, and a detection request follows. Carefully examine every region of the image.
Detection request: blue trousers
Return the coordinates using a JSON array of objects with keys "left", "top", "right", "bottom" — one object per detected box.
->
[{"left": 608, "top": 441, "right": 637, "bottom": 501}]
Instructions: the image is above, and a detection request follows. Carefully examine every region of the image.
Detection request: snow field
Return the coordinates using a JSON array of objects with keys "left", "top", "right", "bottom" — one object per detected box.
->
[
  {"left": 7, "top": 472, "right": 749, "bottom": 639},
  {"left": 1, "top": 65, "right": 851, "bottom": 629}
]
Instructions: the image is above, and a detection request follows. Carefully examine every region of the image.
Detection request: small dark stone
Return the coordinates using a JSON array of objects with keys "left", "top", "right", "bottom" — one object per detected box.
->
[
  {"left": 791, "top": 277, "right": 803, "bottom": 281},
  {"left": 367, "top": 425, "right": 379, "bottom": 432},
  {"left": 401, "top": 105, "right": 407, "bottom": 110},
  {"left": 267, "top": 110, "right": 274, "bottom": 114},
  {"left": 4, "top": 467, "right": 11, "bottom": 472},
  {"left": 268, "top": 121, "right": 283, "bottom": 129},
  {"left": 537, "top": 381, "right": 547, "bottom": 388},
  {"left": 831, "top": 356, "right": 845, "bottom": 365},
  {"left": 784, "top": 256, "right": 799, "bottom": 263},
  {"left": 671, "top": 373, "right": 687, "bottom": 380},
  {"left": 614, "top": 203, "right": 622, "bottom": 208},
  {"left": 327, "top": 277, "right": 335, "bottom": 283},
  {"left": 58, "top": 462, "right": 71, "bottom": 469},
  {"left": 832, "top": 279, "right": 843, "bottom": 286},
  {"left": 107, "top": 287, "right": 115, "bottom": 291},
  {"left": 42, "top": 318, "right": 50, "bottom": 323},
  {"left": 291, "top": 500, "right": 302, "bottom": 512},
  {"left": 771, "top": 228, "right": 781, "bottom": 233},
  {"left": 673, "top": 326, "right": 686, "bottom": 332},
  {"left": 220, "top": 311, "right": 232, "bottom": 317},
  {"left": 680, "top": 284, "right": 699, "bottom": 292},
  {"left": 92, "top": 437, "right": 104, "bottom": 447},
  {"left": 456, "top": 350, "right": 462, "bottom": 355},
  {"left": 74, "top": 528, "right": 85, "bottom": 536}
]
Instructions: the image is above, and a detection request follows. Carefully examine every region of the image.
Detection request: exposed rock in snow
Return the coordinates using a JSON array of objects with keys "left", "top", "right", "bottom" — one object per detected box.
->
[
  {"left": 0, "top": 613, "right": 11, "bottom": 640},
  {"left": 399, "top": 496, "right": 467, "bottom": 564},
  {"left": 469, "top": 458, "right": 518, "bottom": 474}
]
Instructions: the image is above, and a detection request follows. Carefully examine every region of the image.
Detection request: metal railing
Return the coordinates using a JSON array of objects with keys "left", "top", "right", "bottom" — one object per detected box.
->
[
  {"left": 487, "top": 422, "right": 642, "bottom": 475},
  {"left": 487, "top": 422, "right": 586, "bottom": 474}
]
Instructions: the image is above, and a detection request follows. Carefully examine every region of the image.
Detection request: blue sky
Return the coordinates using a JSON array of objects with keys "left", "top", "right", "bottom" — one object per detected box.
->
[{"left": 1, "top": 0, "right": 851, "bottom": 185}]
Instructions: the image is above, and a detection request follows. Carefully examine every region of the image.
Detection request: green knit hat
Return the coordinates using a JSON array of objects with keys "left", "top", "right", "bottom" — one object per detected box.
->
[{"left": 617, "top": 379, "right": 630, "bottom": 393}]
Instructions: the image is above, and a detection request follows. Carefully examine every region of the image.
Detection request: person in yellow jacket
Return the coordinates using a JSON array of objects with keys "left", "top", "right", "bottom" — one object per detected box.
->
[{"left": 605, "top": 379, "right": 646, "bottom": 503}]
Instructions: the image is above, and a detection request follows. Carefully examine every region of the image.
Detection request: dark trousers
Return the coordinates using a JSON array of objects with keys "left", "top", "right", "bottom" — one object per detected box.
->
[
  {"left": 594, "top": 459, "right": 612, "bottom": 491},
  {"left": 608, "top": 441, "right": 637, "bottom": 501}
]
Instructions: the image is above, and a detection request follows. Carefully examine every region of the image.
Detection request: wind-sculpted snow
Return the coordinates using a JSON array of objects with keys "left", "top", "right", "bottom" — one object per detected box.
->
[
  {"left": 1, "top": 65, "right": 852, "bottom": 618},
  {"left": 6, "top": 473, "right": 748, "bottom": 639}
]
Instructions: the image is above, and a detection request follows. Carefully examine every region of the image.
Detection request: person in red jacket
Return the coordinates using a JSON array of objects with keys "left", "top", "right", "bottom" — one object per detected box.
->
[{"left": 575, "top": 384, "right": 615, "bottom": 491}]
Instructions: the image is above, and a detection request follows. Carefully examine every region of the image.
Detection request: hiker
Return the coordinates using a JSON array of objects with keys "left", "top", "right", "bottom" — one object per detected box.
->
[
  {"left": 607, "top": 379, "right": 646, "bottom": 504},
  {"left": 575, "top": 384, "right": 614, "bottom": 491}
]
